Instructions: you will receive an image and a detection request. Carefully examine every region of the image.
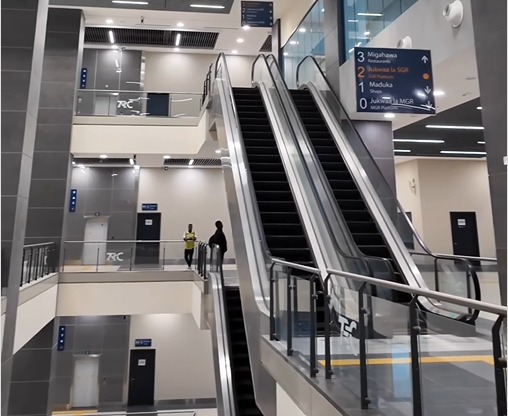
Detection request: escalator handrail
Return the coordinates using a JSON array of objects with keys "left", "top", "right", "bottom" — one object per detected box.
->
[
  {"left": 296, "top": 55, "right": 483, "bottom": 313},
  {"left": 254, "top": 53, "right": 398, "bottom": 279}
]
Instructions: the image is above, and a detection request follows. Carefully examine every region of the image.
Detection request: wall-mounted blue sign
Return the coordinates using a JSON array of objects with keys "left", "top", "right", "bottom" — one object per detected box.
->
[
  {"left": 354, "top": 47, "right": 435, "bottom": 115},
  {"left": 142, "top": 203, "right": 158, "bottom": 211},
  {"left": 135, "top": 339, "right": 152, "bottom": 347},
  {"left": 69, "top": 189, "right": 77, "bottom": 212},
  {"left": 57, "top": 326, "right": 66, "bottom": 351},
  {"left": 241, "top": 1, "right": 273, "bottom": 28},
  {"left": 80, "top": 68, "right": 88, "bottom": 89}
]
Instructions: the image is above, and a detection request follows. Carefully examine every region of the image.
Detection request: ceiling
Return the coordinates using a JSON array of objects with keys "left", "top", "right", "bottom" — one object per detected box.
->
[{"left": 393, "top": 97, "right": 485, "bottom": 159}]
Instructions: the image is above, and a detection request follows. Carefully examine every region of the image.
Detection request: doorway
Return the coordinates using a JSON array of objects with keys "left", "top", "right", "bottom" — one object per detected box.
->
[
  {"left": 135, "top": 212, "right": 161, "bottom": 265},
  {"left": 71, "top": 355, "right": 100, "bottom": 408},
  {"left": 83, "top": 216, "right": 109, "bottom": 265},
  {"left": 450, "top": 212, "right": 480, "bottom": 258},
  {"left": 128, "top": 349, "right": 156, "bottom": 406}
]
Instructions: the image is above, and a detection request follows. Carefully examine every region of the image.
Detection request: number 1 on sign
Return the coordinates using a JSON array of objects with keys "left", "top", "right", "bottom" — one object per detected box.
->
[{"left": 358, "top": 82, "right": 364, "bottom": 93}]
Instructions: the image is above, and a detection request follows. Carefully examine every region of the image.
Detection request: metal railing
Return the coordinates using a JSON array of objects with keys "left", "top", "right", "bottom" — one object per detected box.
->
[
  {"left": 268, "top": 257, "right": 507, "bottom": 416},
  {"left": 202, "top": 63, "right": 214, "bottom": 105},
  {"left": 75, "top": 89, "right": 203, "bottom": 118},
  {"left": 21, "top": 242, "right": 57, "bottom": 286},
  {"left": 196, "top": 241, "right": 209, "bottom": 278}
]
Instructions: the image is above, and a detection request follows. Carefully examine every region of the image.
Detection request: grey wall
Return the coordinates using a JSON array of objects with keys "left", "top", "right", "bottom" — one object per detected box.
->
[
  {"left": 471, "top": 0, "right": 507, "bottom": 305},
  {"left": 8, "top": 321, "right": 56, "bottom": 416},
  {"left": 49, "top": 316, "right": 130, "bottom": 410},
  {"left": 64, "top": 167, "right": 138, "bottom": 260},
  {"left": 1, "top": 1, "right": 49, "bottom": 413}
]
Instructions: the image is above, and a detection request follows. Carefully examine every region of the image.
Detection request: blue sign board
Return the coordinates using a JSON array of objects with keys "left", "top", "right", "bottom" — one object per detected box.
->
[
  {"left": 142, "top": 203, "right": 158, "bottom": 211},
  {"left": 69, "top": 189, "right": 78, "bottom": 212},
  {"left": 354, "top": 47, "right": 435, "bottom": 114},
  {"left": 135, "top": 339, "right": 152, "bottom": 347},
  {"left": 57, "top": 326, "right": 66, "bottom": 351},
  {"left": 241, "top": 1, "right": 273, "bottom": 28},
  {"left": 80, "top": 68, "right": 88, "bottom": 89}
]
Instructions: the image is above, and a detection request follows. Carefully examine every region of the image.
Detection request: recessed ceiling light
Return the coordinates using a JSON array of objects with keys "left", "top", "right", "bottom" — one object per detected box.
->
[
  {"left": 426, "top": 124, "right": 484, "bottom": 130},
  {"left": 290, "top": 40, "right": 299, "bottom": 45},
  {"left": 175, "top": 33, "right": 181, "bottom": 46},
  {"left": 358, "top": 12, "right": 383, "bottom": 16},
  {"left": 231, "top": 50, "right": 238, "bottom": 54},
  {"left": 283, "top": 52, "right": 288, "bottom": 56},
  {"left": 364, "top": 31, "right": 371, "bottom": 35},
  {"left": 433, "top": 90, "right": 445, "bottom": 96},
  {"left": 299, "top": 28, "right": 306, "bottom": 33},
  {"left": 348, "top": 19, "right": 359, "bottom": 22},
  {"left": 108, "top": 30, "right": 115, "bottom": 44},
  {"left": 394, "top": 139, "right": 444, "bottom": 143},
  {"left": 237, "top": 38, "right": 244, "bottom": 43},
  {"left": 129, "top": 158, "right": 135, "bottom": 165},
  {"left": 215, "top": 150, "right": 221, "bottom": 154},
  {"left": 134, "top": 165, "right": 140, "bottom": 170},
  {"left": 242, "top": 25, "right": 251, "bottom": 30},
  {"left": 440, "top": 151, "right": 486, "bottom": 155},
  {"left": 106, "top": 19, "right": 114, "bottom": 24},
  {"left": 321, "top": 8, "right": 325, "bottom": 12},
  {"left": 189, "top": 159, "right": 195, "bottom": 165},
  {"left": 394, "top": 149, "right": 411, "bottom": 153},
  {"left": 163, "top": 155, "right": 171, "bottom": 159},
  {"left": 477, "top": 141, "right": 486, "bottom": 144},
  {"left": 177, "top": 22, "right": 184, "bottom": 27},
  {"left": 384, "top": 113, "right": 395, "bottom": 119},
  {"left": 190, "top": 4, "right": 225, "bottom": 8},
  {"left": 100, "top": 154, "right": 108, "bottom": 159},
  {"left": 72, "top": 161, "right": 76, "bottom": 165},
  {"left": 112, "top": 0, "right": 148, "bottom": 4},
  {"left": 477, "top": 106, "right": 482, "bottom": 110},
  {"left": 111, "top": 173, "right": 118, "bottom": 177},
  {"left": 174, "top": 47, "right": 180, "bottom": 52}
]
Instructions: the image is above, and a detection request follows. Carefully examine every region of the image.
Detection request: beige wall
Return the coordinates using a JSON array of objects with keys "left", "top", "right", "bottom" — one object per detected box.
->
[
  {"left": 137, "top": 168, "right": 234, "bottom": 259},
  {"left": 396, "top": 159, "right": 496, "bottom": 257},
  {"left": 278, "top": 0, "right": 315, "bottom": 45},
  {"left": 143, "top": 52, "right": 255, "bottom": 93},
  {"left": 129, "top": 314, "right": 216, "bottom": 400}
]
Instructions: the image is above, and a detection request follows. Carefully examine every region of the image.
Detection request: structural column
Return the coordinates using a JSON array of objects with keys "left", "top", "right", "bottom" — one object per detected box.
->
[
  {"left": 1, "top": 1, "right": 49, "bottom": 414},
  {"left": 471, "top": 0, "right": 507, "bottom": 305}
]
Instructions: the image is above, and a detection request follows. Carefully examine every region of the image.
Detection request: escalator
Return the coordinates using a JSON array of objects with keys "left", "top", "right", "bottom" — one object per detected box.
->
[
  {"left": 232, "top": 87, "right": 315, "bottom": 269},
  {"left": 224, "top": 286, "right": 262, "bottom": 416}
]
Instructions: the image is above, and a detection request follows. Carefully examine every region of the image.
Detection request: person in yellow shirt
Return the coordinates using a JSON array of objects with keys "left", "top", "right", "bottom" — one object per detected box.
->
[{"left": 183, "top": 224, "right": 197, "bottom": 270}]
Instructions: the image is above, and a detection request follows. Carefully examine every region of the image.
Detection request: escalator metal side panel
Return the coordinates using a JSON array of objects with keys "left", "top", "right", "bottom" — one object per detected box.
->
[
  {"left": 304, "top": 82, "right": 453, "bottom": 318},
  {"left": 212, "top": 79, "right": 276, "bottom": 416},
  {"left": 204, "top": 273, "right": 237, "bottom": 416}
]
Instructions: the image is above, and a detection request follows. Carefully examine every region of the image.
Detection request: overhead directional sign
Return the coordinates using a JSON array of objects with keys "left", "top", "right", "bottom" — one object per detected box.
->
[
  {"left": 241, "top": 1, "right": 273, "bottom": 28},
  {"left": 354, "top": 47, "right": 435, "bottom": 115}
]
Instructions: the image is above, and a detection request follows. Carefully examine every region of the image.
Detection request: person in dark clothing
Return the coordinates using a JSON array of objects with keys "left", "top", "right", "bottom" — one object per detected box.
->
[{"left": 208, "top": 220, "right": 227, "bottom": 264}]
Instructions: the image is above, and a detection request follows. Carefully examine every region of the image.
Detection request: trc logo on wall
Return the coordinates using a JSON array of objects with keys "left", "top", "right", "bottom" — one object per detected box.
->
[
  {"left": 106, "top": 252, "right": 124, "bottom": 262},
  {"left": 117, "top": 99, "right": 135, "bottom": 109}
]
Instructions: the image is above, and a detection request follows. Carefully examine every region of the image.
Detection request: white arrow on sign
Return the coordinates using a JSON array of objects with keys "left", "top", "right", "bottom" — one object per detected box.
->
[
  {"left": 424, "top": 86, "right": 432, "bottom": 94},
  {"left": 421, "top": 55, "right": 429, "bottom": 63},
  {"left": 421, "top": 101, "right": 435, "bottom": 110}
]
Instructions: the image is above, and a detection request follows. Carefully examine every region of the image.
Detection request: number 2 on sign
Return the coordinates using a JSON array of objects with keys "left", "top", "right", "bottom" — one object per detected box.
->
[{"left": 357, "top": 66, "right": 365, "bottom": 78}]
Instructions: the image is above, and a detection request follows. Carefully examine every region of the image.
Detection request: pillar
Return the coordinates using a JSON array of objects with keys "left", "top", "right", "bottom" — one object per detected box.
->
[{"left": 471, "top": 0, "right": 507, "bottom": 305}]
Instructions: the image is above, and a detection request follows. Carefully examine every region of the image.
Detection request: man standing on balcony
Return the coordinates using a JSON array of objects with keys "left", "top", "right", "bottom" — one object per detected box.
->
[{"left": 183, "top": 224, "right": 197, "bottom": 270}]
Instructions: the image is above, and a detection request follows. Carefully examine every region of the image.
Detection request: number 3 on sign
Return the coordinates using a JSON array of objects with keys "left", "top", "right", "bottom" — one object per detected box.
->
[{"left": 357, "top": 50, "right": 365, "bottom": 62}]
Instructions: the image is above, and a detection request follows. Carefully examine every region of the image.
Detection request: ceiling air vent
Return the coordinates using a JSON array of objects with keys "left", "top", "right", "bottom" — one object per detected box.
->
[{"left": 260, "top": 35, "right": 272, "bottom": 52}]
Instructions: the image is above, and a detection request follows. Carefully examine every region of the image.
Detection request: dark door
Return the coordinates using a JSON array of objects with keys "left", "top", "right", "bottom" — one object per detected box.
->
[
  {"left": 146, "top": 93, "right": 169, "bottom": 117},
  {"left": 450, "top": 212, "right": 480, "bottom": 258},
  {"left": 135, "top": 212, "right": 161, "bottom": 265},
  {"left": 128, "top": 349, "right": 156, "bottom": 406}
]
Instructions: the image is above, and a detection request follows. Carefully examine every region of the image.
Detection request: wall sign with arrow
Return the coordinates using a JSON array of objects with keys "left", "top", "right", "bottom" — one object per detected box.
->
[{"left": 354, "top": 47, "right": 436, "bottom": 115}]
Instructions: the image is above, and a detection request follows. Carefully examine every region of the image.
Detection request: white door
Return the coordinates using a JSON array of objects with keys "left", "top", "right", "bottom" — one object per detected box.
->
[
  {"left": 83, "top": 217, "right": 108, "bottom": 265},
  {"left": 71, "top": 356, "right": 100, "bottom": 408}
]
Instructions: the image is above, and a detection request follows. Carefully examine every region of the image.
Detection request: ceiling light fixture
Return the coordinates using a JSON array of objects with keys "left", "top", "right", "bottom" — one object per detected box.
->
[
  {"left": 111, "top": 45, "right": 118, "bottom": 49},
  {"left": 99, "top": 154, "right": 108, "bottom": 159},
  {"left": 72, "top": 161, "right": 76, "bottom": 165},
  {"left": 242, "top": 25, "right": 251, "bottom": 30},
  {"left": 115, "top": 59, "right": 119, "bottom": 68},
  {"left": 106, "top": 19, "right": 114, "bottom": 24},
  {"left": 190, "top": 4, "right": 225, "bottom": 8},
  {"left": 321, "top": 8, "right": 325, "bottom": 12},
  {"left": 163, "top": 155, "right": 171, "bottom": 159},
  {"left": 394, "top": 139, "right": 445, "bottom": 143},
  {"left": 111, "top": 173, "right": 118, "bottom": 177},
  {"left": 394, "top": 149, "right": 411, "bottom": 153},
  {"left": 384, "top": 113, "right": 395, "bottom": 119},
  {"left": 231, "top": 50, "right": 238, "bottom": 54},
  {"left": 129, "top": 158, "right": 135, "bottom": 165},
  {"left": 215, "top": 150, "right": 221, "bottom": 154},
  {"left": 283, "top": 52, "right": 288, "bottom": 56},
  {"left": 433, "top": 90, "right": 445, "bottom": 96},
  {"left": 299, "top": 28, "right": 306, "bottom": 33},
  {"left": 477, "top": 106, "right": 482, "bottom": 110},
  {"left": 477, "top": 141, "right": 486, "bottom": 144},
  {"left": 440, "top": 150, "right": 486, "bottom": 155},
  {"left": 358, "top": 12, "right": 383, "bottom": 17},
  {"left": 134, "top": 165, "right": 140, "bottom": 170},
  {"left": 426, "top": 124, "right": 484, "bottom": 130},
  {"left": 189, "top": 159, "right": 195, "bottom": 166},
  {"left": 348, "top": 19, "right": 359, "bottom": 23},
  {"left": 237, "top": 38, "right": 244, "bottom": 43},
  {"left": 364, "top": 31, "right": 371, "bottom": 35},
  {"left": 177, "top": 22, "right": 184, "bottom": 27},
  {"left": 108, "top": 30, "right": 115, "bottom": 44},
  {"left": 112, "top": 0, "right": 149, "bottom": 4},
  {"left": 175, "top": 33, "right": 181, "bottom": 46},
  {"left": 174, "top": 47, "right": 180, "bottom": 52},
  {"left": 348, "top": 48, "right": 354, "bottom": 53}
]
